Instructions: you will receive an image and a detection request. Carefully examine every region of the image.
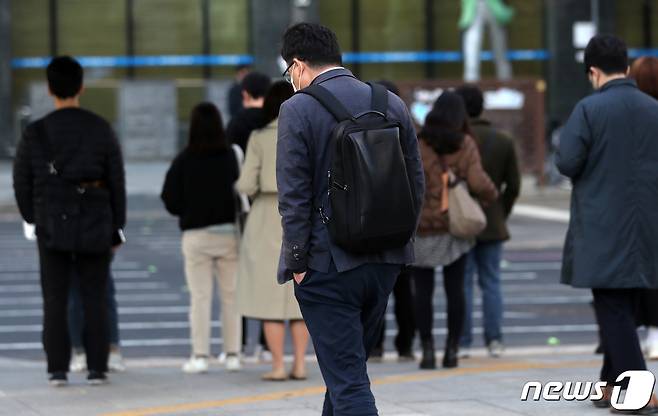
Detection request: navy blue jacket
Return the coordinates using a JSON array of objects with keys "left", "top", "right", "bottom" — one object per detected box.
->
[
  {"left": 556, "top": 78, "right": 658, "bottom": 289},
  {"left": 276, "top": 69, "right": 425, "bottom": 284}
]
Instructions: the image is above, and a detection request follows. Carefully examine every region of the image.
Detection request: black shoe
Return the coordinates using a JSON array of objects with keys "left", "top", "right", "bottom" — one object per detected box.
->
[
  {"left": 87, "top": 371, "right": 108, "bottom": 386},
  {"left": 369, "top": 346, "right": 383, "bottom": 363},
  {"left": 397, "top": 350, "right": 415, "bottom": 363},
  {"left": 419, "top": 340, "right": 436, "bottom": 369},
  {"left": 592, "top": 399, "right": 610, "bottom": 409},
  {"left": 595, "top": 344, "right": 604, "bottom": 355},
  {"left": 442, "top": 340, "right": 459, "bottom": 369},
  {"left": 48, "top": 372, "right": 68, "bottom": 387},
  {"left": 610, "top": 405, "right": 658, "bottom": 414}
]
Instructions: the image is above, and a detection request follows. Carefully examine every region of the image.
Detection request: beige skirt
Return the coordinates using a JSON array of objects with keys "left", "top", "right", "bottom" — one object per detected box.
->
[{"left": 237, "top": 194, "right": 302, "bottom": 320}]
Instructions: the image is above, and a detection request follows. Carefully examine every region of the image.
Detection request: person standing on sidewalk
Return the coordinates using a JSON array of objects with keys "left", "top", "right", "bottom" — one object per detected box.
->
[
  {"left": 455, "top": 84, "right": 520, "bottom": 358},
  {"left": 629, "top": 56, "right": 658, "bottom": 361},
  {"left": 236, "top": 81, "right": 310, "bottom": 382},
  {"left": 277, "top": 23, "right": 424, "bottom": 415},
  {"left": 13, "top": 56, "right": 126, "bottom": 386},
  {"left": 161, "top": 102, "right": 242, "bottom": 374},
  {"left": 556, "top": 34, "right": 658, "bottom": 412},
  {"left": 411, "top": 92, "right": 497, "bottom": 370},
  {"left": 68, "top": 268, "right": 126, "bottom": 373},
  {"left": 226, "top": 71, "right": 271, "bottom": 152},
  {"left": 369, "top": 80, "right": 416, "bottom": 364}
]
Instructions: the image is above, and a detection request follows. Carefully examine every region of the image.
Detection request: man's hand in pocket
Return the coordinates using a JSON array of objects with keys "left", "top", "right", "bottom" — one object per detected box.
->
[{"left": 294, "top": 272, "right": 307, "bottom": 284}]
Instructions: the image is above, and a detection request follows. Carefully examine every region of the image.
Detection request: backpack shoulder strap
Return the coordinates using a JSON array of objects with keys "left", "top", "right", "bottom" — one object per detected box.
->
[
  {"left": 296, "top": 85, "right": 354, "bottom": 122},
  {"left": 368, "top": 82, "right": 389, "bottom": 116}
]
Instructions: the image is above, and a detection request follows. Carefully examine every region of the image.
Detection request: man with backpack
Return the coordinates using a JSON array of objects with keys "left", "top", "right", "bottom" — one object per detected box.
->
[
  {"left": 13, "top": 56, "right": 126, "bottom": 386},
  {"left": 277, "top": 23, "right": 424, "bottom": 415}
]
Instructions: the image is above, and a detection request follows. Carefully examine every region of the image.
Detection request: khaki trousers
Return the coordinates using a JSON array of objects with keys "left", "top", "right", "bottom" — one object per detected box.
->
[{"left": 182, "top": 229, "right": 240, "bottom": 356}]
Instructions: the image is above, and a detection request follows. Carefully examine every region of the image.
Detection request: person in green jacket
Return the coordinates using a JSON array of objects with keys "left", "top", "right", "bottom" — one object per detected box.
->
[
  {"left": 455, "top": 84, "right": 521, "bottom": 359},
  {"left": 460, "top": 0, "right": 514, "bottom": 81}
]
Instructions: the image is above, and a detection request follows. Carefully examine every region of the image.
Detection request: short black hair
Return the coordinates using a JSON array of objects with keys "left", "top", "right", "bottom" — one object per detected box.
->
[
  {"left": 375, "top": 79, "right": 400, "bottom": 96},
  {"left": 47, "top": 56, "right": 83, "bottom": 99},
  {"left": 455, "top": 84, "right": 484, "bottom": 118},
  {"left": 241, "top": 72, "right": 271, "bottom": 99},
  {"left": 263, "top": 81, "right": 294, "bottom": 125},
  {"left": 188, "top": 102, "right": 228, "bottom": 152},
  {"left": 281, "top": 22, "right": 342, "bottom": 67},
  {"left": 584, "top": 34, "right": 628, "bottom": 75}
]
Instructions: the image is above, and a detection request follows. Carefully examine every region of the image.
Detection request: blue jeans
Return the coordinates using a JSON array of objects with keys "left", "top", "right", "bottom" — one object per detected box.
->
[
  {"left": 460, "top": 241, "right": 504, "bottom": 348},
  {"left": 69, "top": 271, "right": 120, "bottom": 350},
  {"left": 294, "top": 262, "right": 400, "bottom": 416}
]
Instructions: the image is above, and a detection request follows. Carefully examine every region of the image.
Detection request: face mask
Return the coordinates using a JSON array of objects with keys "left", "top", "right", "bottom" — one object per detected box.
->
[{"left": 293, "top": 63, "right": 303, "bottom": 93}]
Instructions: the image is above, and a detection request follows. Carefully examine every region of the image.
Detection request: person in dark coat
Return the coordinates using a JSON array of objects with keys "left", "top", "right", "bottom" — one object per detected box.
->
[
  {"left": 225, "top": 71, "right": 270, "bottom": 152},
  {"left": 556, "top": 34, "right": 658, "bottom": 412},
  {"left": 227, "top": 65, "right": 251, "bottom": 119},
  {"left": 455, "top": 84, "right": 521, "bottom": 358},
  {"left": 369, "top": 80, "right": 415, "bottom": 364},
  {"left": 630, "top": 55, "right": 658, "bottom": 361},
  {"left": 277, "top": 23, "right": 424, "bottom": 415},
  {"left": 13, "top": 56, "right": 126, "bottom": 387}
]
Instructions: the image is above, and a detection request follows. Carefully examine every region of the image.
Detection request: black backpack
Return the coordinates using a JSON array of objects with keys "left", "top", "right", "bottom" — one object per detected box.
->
[{"left": 298, "top": 82, "right": 418, "bottom": 254}]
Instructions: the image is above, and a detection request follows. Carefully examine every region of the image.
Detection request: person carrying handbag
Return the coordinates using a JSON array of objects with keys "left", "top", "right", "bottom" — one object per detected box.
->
[{"left": 411, "top": 91, "right": 497, "bottom": 370}]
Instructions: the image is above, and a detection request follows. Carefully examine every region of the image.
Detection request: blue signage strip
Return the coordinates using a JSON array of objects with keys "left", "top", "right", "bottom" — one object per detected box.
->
[
  {"left": 29, "top": 48, "right": 658, "bottom": 69},
  {"left": 342, "top": 49, "right": 550, "bottom": 64},
  {"left": 11, "top": 54, "right": 255, "bottom": 69}
]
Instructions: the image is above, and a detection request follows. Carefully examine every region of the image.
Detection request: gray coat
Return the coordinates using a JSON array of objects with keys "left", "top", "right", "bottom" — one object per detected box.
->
[
  {"left": 276, "top": 68, "right": 425, "bottom": 284},
  {"left": 556, "top": 79, "right": 658, "bottom": 289}
]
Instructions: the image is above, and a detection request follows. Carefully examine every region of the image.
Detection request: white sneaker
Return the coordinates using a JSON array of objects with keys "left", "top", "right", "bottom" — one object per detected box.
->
[
  {"left": 259, "top": 350, "right": 272, "bottom": 363},
  {"left": 108, "top": 351, "right": 126, "bottom": 372},
  {"left": 182, "top": 356, "right": 209, "bottom": 374},
  {"left": 488, "top": 340, "right": 505, "bottom": 358},
  {"left": 647, "top": 343, "right": 658, "bottom": 361},
  {"left": 70, "top": 353, "right": 87, "bottom": 373},
  {"left": 458, "top": 347, "right": 471, "bottom": 359},
  {"left": 225, "top": 354, "right": 242, "bottom": 372},
  {"left": 217, "top": 352, "right": 227, "bottom": 364}
]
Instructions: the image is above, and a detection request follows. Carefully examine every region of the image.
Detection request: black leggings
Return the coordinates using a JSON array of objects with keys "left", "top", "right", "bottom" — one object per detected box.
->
[{"left": 411, "top": 255, "right": 467, "bottom": 345}]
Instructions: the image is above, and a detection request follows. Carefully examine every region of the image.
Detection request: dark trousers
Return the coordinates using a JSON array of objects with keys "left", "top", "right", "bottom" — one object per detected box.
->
[
  {"left": 373, "top": 267, "right": 415, "bottom": 354},
  {"left": 592, "top": 289, "right": 647, "bottom": 384},
  {"left": 295, "top": 262, "right": 400, "bottom": 416},
  {"left": 38, "top": 241, "right": 111, "bottom": 374},
  {"left": 69, "top": 270, "right": 120, "bottom": 349},
  {"left": 411, "top": 255, "right": 467, "bottom": 344}
]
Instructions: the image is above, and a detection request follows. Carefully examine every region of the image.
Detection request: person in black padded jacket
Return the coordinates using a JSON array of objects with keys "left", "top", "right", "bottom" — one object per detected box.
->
[
  {"left": 13, "top": 56, "right": 126, "bottom": 387},
  {"left": 161, "top": 102, "right": 242, "bottom": 374}
]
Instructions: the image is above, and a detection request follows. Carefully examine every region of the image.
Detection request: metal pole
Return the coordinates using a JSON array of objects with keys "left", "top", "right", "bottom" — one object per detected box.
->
[
  {"left": 49, "top": 0, "right": 58, "bottom": 56},
  {"left": 425, "top": 0, "right": 435, "bottom": 79},
  {"left": 643, "top": 0, "right": 653, "bottom": 49},
  {"left": 0, "top": 0, "right": 12, "bottom": 157},
  {"left": 351, "top": 0, "right": 361, "bottom": 78},
  {"left": 591, "top": 0, "right": 599, "bottom": 31},
  {"left": 201, "top": 0, "right": 211, "bottom": 79},
  {"left": 126, "top": 0, "right": 135, "bottom": 79}
]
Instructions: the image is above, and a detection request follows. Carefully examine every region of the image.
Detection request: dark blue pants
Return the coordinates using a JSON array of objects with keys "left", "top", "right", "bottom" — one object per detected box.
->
[
  {"left": 294, "top": 262, "right": 400, "bottom": 416},
  {"left": 69, "top": 271, "right": 120, "bottom": 349}
]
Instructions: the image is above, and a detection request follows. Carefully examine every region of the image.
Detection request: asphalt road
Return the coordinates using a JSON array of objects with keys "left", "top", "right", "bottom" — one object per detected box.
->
[{"left": 0, "top": 193, "right": 601, "bottom": 363}]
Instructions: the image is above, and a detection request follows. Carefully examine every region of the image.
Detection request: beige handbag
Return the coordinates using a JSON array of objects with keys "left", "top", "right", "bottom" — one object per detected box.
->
[{"left": 441, "top": 161, "right": 487, "bottom": 239}]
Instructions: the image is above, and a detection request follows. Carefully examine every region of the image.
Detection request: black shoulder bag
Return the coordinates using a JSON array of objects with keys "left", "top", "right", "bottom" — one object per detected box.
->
[{"left": 36, "top": 121, "right": 113, "bottom": 253}]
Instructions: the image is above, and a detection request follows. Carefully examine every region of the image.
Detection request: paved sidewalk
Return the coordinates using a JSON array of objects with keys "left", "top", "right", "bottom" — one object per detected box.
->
[{"left": 1, "top": 346, "right": 653, "bottom": 416}]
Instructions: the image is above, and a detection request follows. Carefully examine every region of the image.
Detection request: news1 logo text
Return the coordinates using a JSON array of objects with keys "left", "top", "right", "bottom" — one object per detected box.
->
[{"left": 520, "top": 370, "right": 656, "bottom": 411}]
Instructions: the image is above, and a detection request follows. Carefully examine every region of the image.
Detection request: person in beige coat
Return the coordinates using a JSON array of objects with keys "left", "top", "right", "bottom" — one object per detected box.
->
[{"left": 236, "top": 81, "right": 309, "bottom": 381}]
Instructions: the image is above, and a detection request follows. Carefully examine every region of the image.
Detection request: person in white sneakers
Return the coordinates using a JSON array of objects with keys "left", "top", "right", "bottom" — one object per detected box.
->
[{"left": 161, "top": 103, "right": 242, "bottom": 374}]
